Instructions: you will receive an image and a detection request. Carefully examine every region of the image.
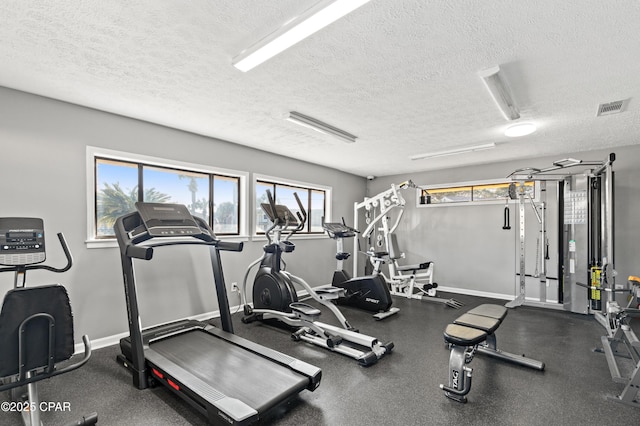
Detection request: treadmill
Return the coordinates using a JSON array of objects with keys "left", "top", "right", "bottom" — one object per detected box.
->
[{"left": 114, "top": 202, "right": 321, "bottom": 425}]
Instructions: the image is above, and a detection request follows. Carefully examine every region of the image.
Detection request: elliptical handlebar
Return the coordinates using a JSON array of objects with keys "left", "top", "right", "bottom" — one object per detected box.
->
[
  {"left": 263, "top": 190, "right": 308, "bottom": 240},
  {"left": 293, "top": 192, "right": 307, "bottom": 233}
]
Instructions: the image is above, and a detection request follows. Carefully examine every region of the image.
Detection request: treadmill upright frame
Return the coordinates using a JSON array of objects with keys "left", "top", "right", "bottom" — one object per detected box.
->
[{"left": 113, "top": 204, "right": 321, "bottom": 425}]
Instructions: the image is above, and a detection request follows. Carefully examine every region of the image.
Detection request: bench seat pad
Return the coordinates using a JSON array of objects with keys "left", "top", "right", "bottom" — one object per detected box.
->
[
  {"left": 467, "top": 304, "right": 507, "bottom": 321},
  {"left": 454, "top": 313, "right": 501, "bottom": 334},
  {"left": 444, "top": 324, "right": 487, "bottom": 346}
]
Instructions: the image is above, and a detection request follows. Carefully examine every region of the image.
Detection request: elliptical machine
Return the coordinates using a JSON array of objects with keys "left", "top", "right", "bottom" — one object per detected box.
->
[
  {"left": 242, "top": 191, "right": 393, "bottom": 366},
  {"left": 0, "top": 217, "right": 97, "bottom": 426},
  {"left": 322, "top": 220, "right": 399, "bottom": 320}
]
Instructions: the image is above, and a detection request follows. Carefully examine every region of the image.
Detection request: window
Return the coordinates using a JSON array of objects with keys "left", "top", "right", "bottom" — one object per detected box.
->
[
  {"left": 88, "top": 147, "right": 246, "bottom": 242},
  {"left": 419, "top": 180, "right": 536, "bottom": 206},
  {"left": 255, "top": 177, "right": 329, "bottom": 235}
]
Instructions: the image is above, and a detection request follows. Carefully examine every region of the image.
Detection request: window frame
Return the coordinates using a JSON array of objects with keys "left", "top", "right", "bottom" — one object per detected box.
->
[
  {"left": 252, "top": 173, "right": 331, "bottom": 238},
  {"left": 86, "top": 146, "right": 249, "bottom": 248},
  {"left": 416, "top": 178, "right": 539, "bottom": 207}
]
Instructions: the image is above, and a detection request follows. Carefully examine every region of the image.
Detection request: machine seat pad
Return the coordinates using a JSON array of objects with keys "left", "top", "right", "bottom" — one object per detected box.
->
[
  {"left": 396, "top": 262, "right": 431, "bottom": 272},
  {"left": 289, "top": 302, "right": 321, "bottom": 317},
  {"left": 371, "top": 251, "right": 388, "bottom": 258},
  {"left": 467, "top": 304, "right": 507, "bottom": 321},
  {"left": 454, "top": 313, "right": 501, "bottom": 334},
  {"left": 444, "top": 324, "right": 487, "bottom": 347}
]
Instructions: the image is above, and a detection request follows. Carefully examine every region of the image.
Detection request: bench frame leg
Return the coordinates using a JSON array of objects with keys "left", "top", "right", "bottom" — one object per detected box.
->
[
  {"left": 440, "top": 345, "right": 474, "bottom": 403},
  {"left": 476, "top": 334, "right": 545, "bottom": 371}
]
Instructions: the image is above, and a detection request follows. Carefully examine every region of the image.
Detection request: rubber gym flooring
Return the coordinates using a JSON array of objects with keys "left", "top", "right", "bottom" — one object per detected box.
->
[{"left": 4, "top": 292, "right": 639, "bottom": 425}]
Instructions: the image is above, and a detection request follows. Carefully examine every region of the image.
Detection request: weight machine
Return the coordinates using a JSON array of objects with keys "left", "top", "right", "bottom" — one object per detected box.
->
[
  {"left": 505, "top": 153, "right": 621, "bottom": 321},
  {"left": 353, "top": 181, "right": 462, "bottom": 308}
]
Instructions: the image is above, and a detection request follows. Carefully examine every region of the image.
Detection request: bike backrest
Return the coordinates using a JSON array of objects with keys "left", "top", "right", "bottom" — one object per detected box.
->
[{"left": 0, "top": 285, "right": 75, "bottom": 377}]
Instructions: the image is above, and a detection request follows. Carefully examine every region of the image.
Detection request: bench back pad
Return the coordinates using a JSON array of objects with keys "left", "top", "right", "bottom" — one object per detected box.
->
[{"left": 0, "top": 285, "right": 74, "bottom": 377}]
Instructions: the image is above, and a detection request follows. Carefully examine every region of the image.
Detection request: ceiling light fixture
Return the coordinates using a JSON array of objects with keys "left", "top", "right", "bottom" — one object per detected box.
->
[
  {"left": 232, "top": 0, "right": 371, "bottom": 72},
  {"left": 286, "top": 111, "right": 357, "bottom": 143},
  {"left": 410, "top": 143, "right": 496, "bottom": 161},
  {"left": 479, "top": 65, "right": 520, "bottom": 120},
  {"left": 504, "top": 122, "right": 537, "bottom": 137}
]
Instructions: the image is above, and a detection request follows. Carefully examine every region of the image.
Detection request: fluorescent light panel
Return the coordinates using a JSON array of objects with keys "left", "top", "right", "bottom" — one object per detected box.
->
[
  {"left": 479, "top": 65, "right": 520, "bottom": 121},
  {"left": 286, "top": 111, "right": 357, "bottom": 143},
  {"left": 232, "top": 0, "right": 371, "bottom": 72},
  {"left": 410, "top": 143, "right": 496, "bottom": 161}
]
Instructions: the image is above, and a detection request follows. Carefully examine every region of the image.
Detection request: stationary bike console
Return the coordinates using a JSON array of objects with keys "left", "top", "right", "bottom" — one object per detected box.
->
[{"left": 0, "top": 218, "right": 46, "bottom": 266}]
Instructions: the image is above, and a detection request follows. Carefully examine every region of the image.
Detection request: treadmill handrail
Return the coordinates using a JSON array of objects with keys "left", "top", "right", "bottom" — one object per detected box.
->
[{"left": 114, "top": 211, "right": 243, "bottom": 260}]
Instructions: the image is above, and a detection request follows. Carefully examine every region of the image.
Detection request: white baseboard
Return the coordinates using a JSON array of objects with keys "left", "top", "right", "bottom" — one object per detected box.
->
[
  {"left": 74, "top": 308, "right": 227, "bottom": 354},
  {"left": 436, "top": 285, "right": 512, "bottom": 301}
]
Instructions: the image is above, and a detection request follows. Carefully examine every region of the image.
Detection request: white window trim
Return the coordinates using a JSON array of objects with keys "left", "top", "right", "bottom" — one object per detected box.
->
[
  {"left": 86, "top": 146, "right": 249, "bottom": 248},
  {"left": 416, "top": 177, "right": 540, "bottom": 208},
  {"left": 252, "top": 173, "right": 332, "bottom": 240}
]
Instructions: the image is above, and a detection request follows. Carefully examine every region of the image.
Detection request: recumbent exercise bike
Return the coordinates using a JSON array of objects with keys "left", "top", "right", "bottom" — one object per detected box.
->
[{"left": 0, "top": 217, "right": 97, "bottom": 426}]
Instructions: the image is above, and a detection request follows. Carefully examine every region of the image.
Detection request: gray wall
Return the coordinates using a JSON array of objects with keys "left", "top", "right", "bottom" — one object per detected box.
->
[
  {"left": 0, "top": 86, "right": 365, "bottom": 344},
  {"left": 366, "top": 146, "right": 640, "bottom": 302},
  {"left": 2, "top": 84, "right": 638, "bottom": 346}
]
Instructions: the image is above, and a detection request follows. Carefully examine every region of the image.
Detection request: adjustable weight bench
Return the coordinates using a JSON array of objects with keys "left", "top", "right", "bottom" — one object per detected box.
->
[{"left": 440, "top": 304, "right": 545, "bottom": 402}]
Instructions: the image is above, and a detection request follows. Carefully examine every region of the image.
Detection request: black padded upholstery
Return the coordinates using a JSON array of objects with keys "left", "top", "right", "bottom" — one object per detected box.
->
[
  {"left": 396, "top": 262, "right": 431, "bottom": 272},
  {"left": 444, "top": 324, "right": 487, "bottom": 346},
  {"left": 444, "top": 304, "right": 508, "bottom": 347},
  {"left": 467, "top": 304, "right": 507, "bottom": 321},
  {"left": 454, "top": 313, "right": 501, "bottom": 334},
  {"left": 0, "top": 285, "right": 74, "bottom": 377}
]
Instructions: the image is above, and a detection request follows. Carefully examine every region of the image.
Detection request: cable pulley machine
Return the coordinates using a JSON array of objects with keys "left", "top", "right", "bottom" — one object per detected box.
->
[{"left": 505, "top": 153, "right": 618, "bottom": 318}]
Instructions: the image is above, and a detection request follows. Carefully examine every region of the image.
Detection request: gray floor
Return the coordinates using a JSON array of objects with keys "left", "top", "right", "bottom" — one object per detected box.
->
[{"left": 3, "top": 292, "right": 640, "bottom": 425}]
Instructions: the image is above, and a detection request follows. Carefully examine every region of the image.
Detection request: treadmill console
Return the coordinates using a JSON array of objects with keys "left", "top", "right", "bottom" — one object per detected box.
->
[
  {"left": 0, "top": 217, "right": 46, "bottom": 266},
  {"left": 135, "top": 202, "right": 206, "bottom": 237}
]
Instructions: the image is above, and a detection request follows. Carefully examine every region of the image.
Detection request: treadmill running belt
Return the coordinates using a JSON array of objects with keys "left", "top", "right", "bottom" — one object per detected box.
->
[{"left": 150, "top": 330, "right": 308, "bottom": 413}]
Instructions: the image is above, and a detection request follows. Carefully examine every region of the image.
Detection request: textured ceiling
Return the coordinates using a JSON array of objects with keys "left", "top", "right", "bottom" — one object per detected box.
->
[{"left": 1, "top": 1, "right": 639, "bottom": 177}]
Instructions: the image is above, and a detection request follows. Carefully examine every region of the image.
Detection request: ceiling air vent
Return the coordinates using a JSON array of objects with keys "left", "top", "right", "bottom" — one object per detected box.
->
[{"left": 596, "top": 99, "right": 629, "bottom": 116}]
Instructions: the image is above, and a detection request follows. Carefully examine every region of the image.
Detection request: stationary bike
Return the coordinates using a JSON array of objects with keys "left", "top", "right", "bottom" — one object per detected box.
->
[
  {"left": 0, "top": 217, "right": 97, "bottom": 426},
  {"left": 241, "top": 191, "right": 393, "bottom": 366},
  {"left": 322, "top": 220, "right": 399, "bottom": 320}
]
